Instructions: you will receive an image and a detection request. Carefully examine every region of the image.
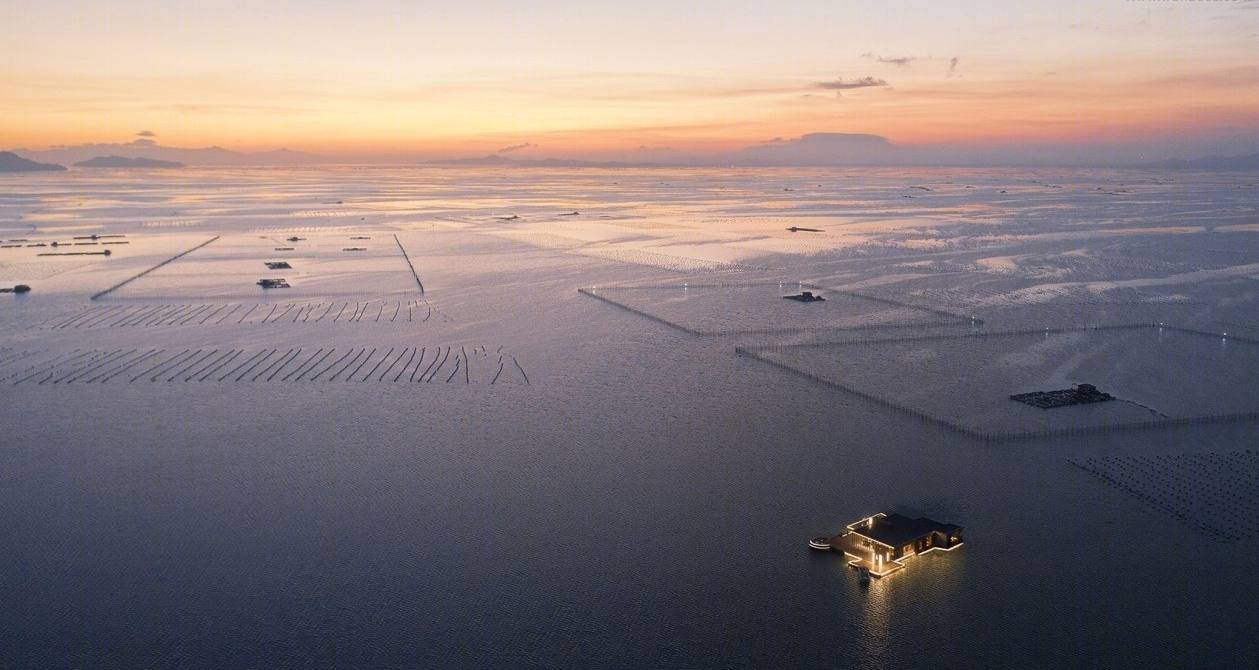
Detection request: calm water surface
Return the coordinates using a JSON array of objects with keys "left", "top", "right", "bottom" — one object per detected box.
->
[{"left": 1, "top": 167, "right": 1257, "bottom": 668}]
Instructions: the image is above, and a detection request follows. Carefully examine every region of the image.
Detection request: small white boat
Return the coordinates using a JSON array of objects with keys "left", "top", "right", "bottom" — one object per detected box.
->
[
  {"left": 858, "top": 567, "right": 871, "bottom": 584},
  {"left": 809, "top": 537, "right": 832, "bottom": 551}
]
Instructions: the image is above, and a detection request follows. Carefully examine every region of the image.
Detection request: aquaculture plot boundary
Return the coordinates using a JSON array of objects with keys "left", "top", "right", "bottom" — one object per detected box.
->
[
  {"left": 737, "top": 324, "right": 1259, "bottom": 441},
  {"left": 91, "top": 233, "right": 426, "bottom": 300},
  {"left": 0, "top": 345, "right": 528, "bottom": 385},
  {"left": 91, "top": 235, "right": 220, "bottom": 301},
  {"left": 578, "top": 281, "right": 973, "bottom": 336}
]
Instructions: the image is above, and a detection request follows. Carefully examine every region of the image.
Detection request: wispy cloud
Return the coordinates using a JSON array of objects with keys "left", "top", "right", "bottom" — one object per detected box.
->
[
  {"left": 496, "top": 142, "right": 535, "bottom": 154},
  {"left": 817, "top": 77, "right": 887, "bottom": 90},
  {"left": 136, "top": 130, "right": 155, "bottom": 137},
  {"left": 862, "top": 53, "right": 915, "bottom": 67},
  {"left": 947, "top": 57, "right": 959, "bottom": 77},
  {"left": 148, "top": 103, "right": 313, "bottom": 115}
]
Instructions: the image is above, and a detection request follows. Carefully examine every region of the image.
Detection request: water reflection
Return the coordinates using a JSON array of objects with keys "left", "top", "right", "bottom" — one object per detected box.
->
[{"left": 857, "top": 571, "right": 892, "bottom": 670}]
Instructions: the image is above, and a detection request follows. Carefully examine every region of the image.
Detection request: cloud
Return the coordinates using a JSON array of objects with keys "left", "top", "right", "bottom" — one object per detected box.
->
[
  {"left": 947, "top": 57, "right": 959, "bottom": 77},
  {"left": 496, "top": 142, "right": 536, "bottom": 154},
  {"left": 862, "top": 53, "right": 915, "bottom": 67},
  {"left": 136, "top": 130, "right": 155, "bottom": 137},
  {"left": 817, "top": 76, "right": 887, "bottom": 90},
  {"left": 148, "top": 103, "right": 311, "bottom": 114},
  {"left": 128, "top": 138, "right": 156, "bottom": 147}
]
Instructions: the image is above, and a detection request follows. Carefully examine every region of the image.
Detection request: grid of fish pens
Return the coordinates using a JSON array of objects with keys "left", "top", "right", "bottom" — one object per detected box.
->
[
  {"left": 1, "top": 346, "right": 528, "bottom": 385},
  {"left": 1070, "top": 451, "right": 1259, "bottom": 541},
  {"left": 34, "top": 299, "right": 449, "bottom": 329}
]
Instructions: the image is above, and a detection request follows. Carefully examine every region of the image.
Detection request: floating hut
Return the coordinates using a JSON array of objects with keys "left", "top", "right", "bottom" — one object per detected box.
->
[{"left": 812, "top": 513, "right": 963, "bottom": 578}]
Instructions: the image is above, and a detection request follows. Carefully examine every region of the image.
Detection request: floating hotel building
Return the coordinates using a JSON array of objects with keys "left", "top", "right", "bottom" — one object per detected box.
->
[{"left": 817, "top": 513, "right": 963, "bottom": 577}]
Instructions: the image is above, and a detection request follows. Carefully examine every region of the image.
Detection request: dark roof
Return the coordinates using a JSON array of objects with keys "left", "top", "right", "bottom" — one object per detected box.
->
[{"left": 849, "top": 514, "right": 960, "bottom": 548}]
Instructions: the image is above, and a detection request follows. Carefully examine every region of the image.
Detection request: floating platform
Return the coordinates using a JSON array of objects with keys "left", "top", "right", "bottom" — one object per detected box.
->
[
  {"left": 812, "top": 513, "right": 963, "bottom": 578},
  {"left": 1010, "top": 383, "right": 1113, "bottom": 409},
  {"left": 257, "top": 278, "right": 290, "bottom": 289},
  {"left": 784, "top": 291, "right": 825, "bottom": 303},
  {"left": 264, "top": 261, "right": 292, "bottom": 270},
  {"left": 38, "top": 250, "right": 111, "bottom": 256}
]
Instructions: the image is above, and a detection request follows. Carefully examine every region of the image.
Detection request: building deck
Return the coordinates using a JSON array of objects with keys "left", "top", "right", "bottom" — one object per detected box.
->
[
  {"left": 827, "top": 531, "right": 965, "bottom": 578},
  {"left": 829, "top": 532, "right": 905, "bottom": 577}
]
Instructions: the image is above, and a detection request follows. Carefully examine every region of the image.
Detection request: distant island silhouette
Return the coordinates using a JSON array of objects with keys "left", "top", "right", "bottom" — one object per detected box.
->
[
  {"left": 0, "top": 151, "right": 65, "bottom": 172},
  {"left": 1148, "top": 152, "right": 1259, "bottom": 170},
  {"left": 75, "top": 155, "right": 185, "bottom": 169},
  {"left": 11, "top": 142, "right": 323, "bottom": 167},
  {"left": 8, "top": 136, "right": 1259, "bottom": 169}
]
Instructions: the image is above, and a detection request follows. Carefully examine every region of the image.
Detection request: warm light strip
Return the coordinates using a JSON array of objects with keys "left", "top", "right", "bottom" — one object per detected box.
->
[
  {"left": 920, "top": 542, "right": 964, "bottom": 554},
  {"left": 845, "top": 557, "right": 904, "bottom": 577}
]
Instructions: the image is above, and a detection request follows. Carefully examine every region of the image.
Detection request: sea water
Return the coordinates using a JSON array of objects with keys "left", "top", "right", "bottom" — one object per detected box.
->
[{"left": 1, "top": 166, "right": 1257, "bottom": 668}]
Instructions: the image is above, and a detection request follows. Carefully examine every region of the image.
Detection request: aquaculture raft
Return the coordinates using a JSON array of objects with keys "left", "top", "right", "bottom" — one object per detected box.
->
[
  {"left": 1010, "top": 383, "right": 1113, "bottom": 409},
  {"left": 783, "top": 291, "right": 825, "bottom": 303}
]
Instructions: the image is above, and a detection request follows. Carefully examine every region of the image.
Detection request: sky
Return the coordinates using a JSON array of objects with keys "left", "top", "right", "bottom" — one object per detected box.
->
[{"left": 4, "top": 0, "right": 1259, "bottom": 161}]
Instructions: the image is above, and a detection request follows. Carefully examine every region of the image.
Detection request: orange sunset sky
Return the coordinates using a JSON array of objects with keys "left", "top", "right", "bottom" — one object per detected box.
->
[{"left": 4, "top": 0, "right": 1259, "bottom": 160}]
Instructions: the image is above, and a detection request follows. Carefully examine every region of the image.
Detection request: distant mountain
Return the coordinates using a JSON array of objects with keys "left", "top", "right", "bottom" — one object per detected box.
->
[
  {"left": 1148, "top": 152, "right": 1259, "bottom": 170},
  {"left": 0, "top": 151, "right": 66, "bottom": 172},
  {"left": 427, "top": 133, "right": 923, "bottom": 168},
  {"left": 426, "top": 154, "right": 518, "bottom": 166},
  {"left": 424, "top": 154, "right": 645, "bottom": 168},
  {"left": 75, "top": 155, "right": 184, "bottom": 169},
  {"left": 714, "top": 133, "right": 904, "bottom": 166},
  {"left": 12, "top": 141, "right": 325, "bottom": 167}
]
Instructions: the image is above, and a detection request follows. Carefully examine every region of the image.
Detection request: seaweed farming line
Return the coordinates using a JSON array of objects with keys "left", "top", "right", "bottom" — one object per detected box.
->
[
  {"left": 577, "top": 287, "right": 963, "bottom": 336},
  {"left": 734, "top": 346, "right": 1259, "bottom": 442},
  {"left": 1, "top": 349, "right": 90, "bottom": 384},
  {"left": 3, "top": 347, "right": 529, "bottom": 385},
  {"left": 90, "top": 235, "right": 221, "bottom": 301},
  {"left": 36, "top": 299, "right": 434, "bottom": 329},
  {"left": 1070, "top": 452, "right": 1259, "bottom": 542},
  {"left": 0, "top": 348, "right": 37, "bottom": 371}
]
